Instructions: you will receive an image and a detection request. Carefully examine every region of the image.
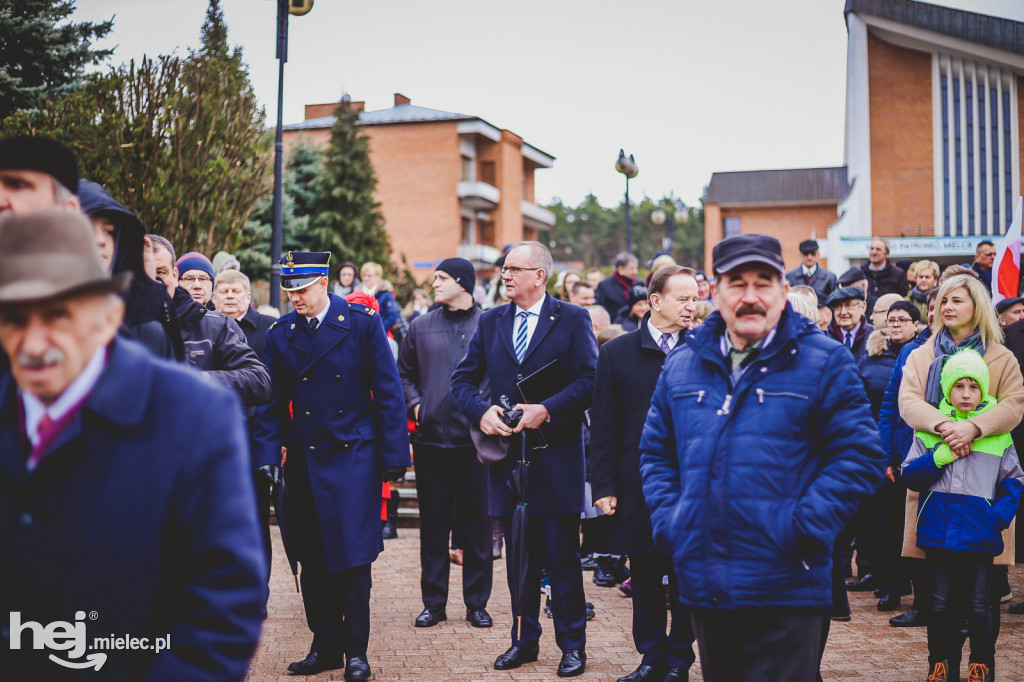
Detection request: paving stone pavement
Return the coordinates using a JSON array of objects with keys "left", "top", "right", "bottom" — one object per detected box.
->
[{"left": 249, "top": 529, "right": 1024, "bottom": 681}]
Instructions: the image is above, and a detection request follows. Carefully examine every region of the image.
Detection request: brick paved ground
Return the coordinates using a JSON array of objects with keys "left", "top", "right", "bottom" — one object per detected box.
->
[{"left": 249, "top": 530, "right": 1024, "bottom": 681}]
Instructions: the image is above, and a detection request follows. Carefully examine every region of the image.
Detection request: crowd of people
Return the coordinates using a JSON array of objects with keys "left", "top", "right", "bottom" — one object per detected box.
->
[{"left": 2, "top": 133, "right": 1024, "bottom": 682}]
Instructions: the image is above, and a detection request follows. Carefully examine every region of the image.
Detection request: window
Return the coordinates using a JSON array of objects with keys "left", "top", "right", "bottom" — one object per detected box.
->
[
  {"left": 461, "top": 156, "right": 474, "bottom": 182},
  {"left": 935, "top": 54, "right": 1019, "bottom": 237},
  {"left": 479, "top": 161, "right": 496, "bottom": 186},
  {"left": 723, "top": 216, "right": 741, "bottom": 238}
]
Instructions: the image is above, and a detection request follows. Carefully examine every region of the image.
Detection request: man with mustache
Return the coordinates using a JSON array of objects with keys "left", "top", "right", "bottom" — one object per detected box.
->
[
  {"left": 0, "top": 210, "right": 266, "bottom": 679},
  {"left": 639, "top": 234, "right": 885, "bottom": 680}
]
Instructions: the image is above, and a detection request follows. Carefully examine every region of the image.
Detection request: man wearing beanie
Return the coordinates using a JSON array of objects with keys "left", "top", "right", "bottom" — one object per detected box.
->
[
  {"left": 397, "top": 257, "right": 494, "bottom": 629},
  {"left": 176, "top": 251, "right": 217, "bottom": 309}
]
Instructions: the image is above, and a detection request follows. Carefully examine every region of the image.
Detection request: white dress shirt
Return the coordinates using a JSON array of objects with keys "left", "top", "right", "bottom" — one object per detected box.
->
[
  {"left": 512, "top": 295, "right": 546, "bottom": 355},
  {"left": 647, "top": 319, "right": 680, "bottom": 353}
]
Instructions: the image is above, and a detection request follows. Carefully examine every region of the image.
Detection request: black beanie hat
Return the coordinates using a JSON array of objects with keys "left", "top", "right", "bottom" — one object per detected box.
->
[
  {"left": 436, "top": 257, "right": 476, "bottom": 294},
  {"left": 628, "top": 283, "right": 649, "bottom": 307},
  {"left": 0, "top": 135, "right": 79, "bottom": 195}
]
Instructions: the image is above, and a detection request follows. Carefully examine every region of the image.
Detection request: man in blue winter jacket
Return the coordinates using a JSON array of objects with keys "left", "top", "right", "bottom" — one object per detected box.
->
[{"left": 639, "top": 234, "right": 886, "bottom": 680}]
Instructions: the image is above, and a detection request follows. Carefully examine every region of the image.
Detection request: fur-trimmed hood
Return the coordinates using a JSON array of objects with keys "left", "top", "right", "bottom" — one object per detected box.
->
[{"left": 866, "top": 328, "right": 891, "bottom": 357}]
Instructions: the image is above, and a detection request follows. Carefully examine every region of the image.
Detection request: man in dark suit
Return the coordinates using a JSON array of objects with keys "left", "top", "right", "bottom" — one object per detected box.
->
[
  {"left": 451, "top": 241, "right": 597, "bottom": 678},
  {"left": 591, "top": 265, "right": 699, "bottom": 682},
  {"left": 253, "top": 252, "right": 410, "bottom": 679},
  {"left": 785, "top": 239, "right": 838, "bottom": 301},
  {"left": 0, "top": 209, "right": 265, "bottom": 680},
  {"left": 595, "top": 251, "right": 639, "bottom": 320},
  {"left": 214, "top": 268, "right": 278, "bottom": 609}
]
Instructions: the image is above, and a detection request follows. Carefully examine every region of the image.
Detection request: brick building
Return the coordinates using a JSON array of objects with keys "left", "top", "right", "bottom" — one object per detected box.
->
[
  {"left": 704, "top": 0, "right": 1024, "bottom": 273},
  {"left": 283, "top": 94, "right": 555, "bottom": 280}
]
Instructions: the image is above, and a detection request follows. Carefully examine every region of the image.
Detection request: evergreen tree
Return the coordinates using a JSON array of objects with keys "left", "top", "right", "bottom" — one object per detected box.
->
[
  {"left": 0, "top": 0, "right": 113, "bottom": 119},
  {"left": 306, "top": 96, "right": 392, "bottom": 268}
]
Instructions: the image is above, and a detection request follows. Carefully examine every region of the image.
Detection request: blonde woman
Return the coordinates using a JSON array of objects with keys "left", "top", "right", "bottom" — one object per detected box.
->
[{"left": 907, "top": 260, "right": 940, "bottom": 320}]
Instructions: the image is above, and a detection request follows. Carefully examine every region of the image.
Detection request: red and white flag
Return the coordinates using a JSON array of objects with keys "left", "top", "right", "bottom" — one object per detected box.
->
[{"left": 992, "top": 196, "right": 1023, "bottom": 304}]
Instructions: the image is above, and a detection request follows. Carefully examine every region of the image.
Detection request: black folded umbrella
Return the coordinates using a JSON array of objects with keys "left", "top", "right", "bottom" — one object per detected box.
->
[
  {"left": 507, "top": 436, "right": 530, "bottom": 640},
  {"left": 274, "top": 477, "right": 300, "bottom": 593}
]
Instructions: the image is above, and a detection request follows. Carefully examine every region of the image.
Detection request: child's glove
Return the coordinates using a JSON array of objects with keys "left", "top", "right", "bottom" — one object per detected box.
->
[{"left": 932, "top": 443, "right": 956, "bottom": 467}]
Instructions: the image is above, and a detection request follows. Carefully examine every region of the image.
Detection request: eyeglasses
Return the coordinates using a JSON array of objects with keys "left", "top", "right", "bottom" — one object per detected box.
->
[
  {"left": 887, "top": 317, "right": 914, "bottom": 326},
  {"left": 500, "top": 266, "right": 540, "bottom": 277},
  {"left": 181, "top": 275, "right": 212, "bottom": 284}
]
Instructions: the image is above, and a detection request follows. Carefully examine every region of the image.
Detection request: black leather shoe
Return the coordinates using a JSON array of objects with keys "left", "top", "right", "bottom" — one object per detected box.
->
[
  {"left": 617, "top": 662, "right": 667, "bottom": 681},
  {"left": 593, "top": 555, "right": 617, "bottom": 587},
  {"left": 877, "top": 592, "right": 901, "bottom": 611},
  {"left": 1009, "top": 602, "right": 1024, "bottom": 614},
  {"left": 889, "top": 608, "right": 927, "bottom": 627},
  {"left": 381, "top": 521, "right": 397, "bottom": 540},
  {"left": 580, "top": 554, "right": 598, "bottom": 571},
  {"left": 467, "top": 607, "right": 492, "bottom": 628},
  {"left": 494, "top": 644, "right": 540, "bottom": 670},
  {"left": 845, "top": 573, "right": 877, "bottom": 591},
  {"left": 662, "top": 667, "right": 689, "bottom": 682},
  {"left": 557, "top": 649, "right": 586, "bottom": 677},
  {"left": 415, "top": 607, "right": 446, "bottom": 627},
  {"left": 287, "top": 650, "right": 345, "bottom": 675},
  {"left": 344, "top": 655, "right": 372, "bottom": 681}
]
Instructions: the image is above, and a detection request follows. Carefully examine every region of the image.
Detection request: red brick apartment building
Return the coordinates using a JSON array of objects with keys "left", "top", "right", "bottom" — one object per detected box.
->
[
  {"left": 283, "top": 94, "right": 555, "bottom": 279},
  {"left": 705, "top": 0, "right": 1024, "bottom": 273}
]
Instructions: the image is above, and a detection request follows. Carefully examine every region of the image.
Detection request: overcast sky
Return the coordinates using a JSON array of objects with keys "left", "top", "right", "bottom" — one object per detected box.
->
[{"left": 72, "top": 0, "right": 1024, "bottom": 209}]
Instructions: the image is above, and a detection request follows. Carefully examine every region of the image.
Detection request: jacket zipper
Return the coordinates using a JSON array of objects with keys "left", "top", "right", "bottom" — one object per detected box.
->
[
  {"left": 443, "top": 318, "right": 460, "bottom": 445},
  {"left": 717, "top": 394, "right": 732, "bottom": 415}
]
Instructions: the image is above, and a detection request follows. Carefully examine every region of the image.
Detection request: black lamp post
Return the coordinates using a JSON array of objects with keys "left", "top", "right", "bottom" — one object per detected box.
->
[
  {"left": 614, "top": 149, "right": 639, "bottom": 254},
  {"left": 650, "top": 205, "right": 688, "bottom": 255},
  {"left": 270, "top": 0, "right": 314, "bottom": 311}
]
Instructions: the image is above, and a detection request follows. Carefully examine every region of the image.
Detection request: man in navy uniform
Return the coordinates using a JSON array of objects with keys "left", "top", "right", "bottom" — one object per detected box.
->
[
  {"left": 451, "top": 241, "right": 597, "bottom": 678},
  {"left": 784, "top": 239, "right": 838, "bottom": 301},
  {"left": 254, "top": 251, "right": 410, "bottom": 679}
]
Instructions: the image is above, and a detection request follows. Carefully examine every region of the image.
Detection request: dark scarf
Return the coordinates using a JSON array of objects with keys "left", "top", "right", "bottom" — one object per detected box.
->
[
  {"left": 925, "top": 327, "right": 987, "bottom": 406},
  {"left": 909, "top": 286, "right": 930, "bottom": 304}
]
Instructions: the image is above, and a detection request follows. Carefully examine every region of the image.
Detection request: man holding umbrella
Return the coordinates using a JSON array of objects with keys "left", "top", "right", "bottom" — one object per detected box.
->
[
  {"left": 451, "top": 241, "right": 597, "bottom": 677},
  {"left": 253, "top": 251, "right": 410, "bottom": 679}
]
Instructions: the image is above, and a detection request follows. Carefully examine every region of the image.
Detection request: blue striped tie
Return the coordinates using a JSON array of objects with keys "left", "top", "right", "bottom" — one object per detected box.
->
[{"left": 514, "top": 311, "right": 530, "bottom": 363}]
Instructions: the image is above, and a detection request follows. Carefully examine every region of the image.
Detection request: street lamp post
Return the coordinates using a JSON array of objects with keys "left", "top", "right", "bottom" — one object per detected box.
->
[
  {"left": 614, "top": 149, "right": 639, "bottom": 254},
  {"left": 270, "top": 0, "right": 314, "bottom": 311},
  {"left": 650, "top": 205, "right": 689, "bottom": 255}
]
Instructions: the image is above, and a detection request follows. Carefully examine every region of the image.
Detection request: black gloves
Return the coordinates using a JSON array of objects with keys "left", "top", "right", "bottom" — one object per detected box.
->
[
  {"left": 258, "top": 464, "right": 281, "bottom": 485},
  {"left": 381, "top": 466, "right": 407, "bottom": 483}
]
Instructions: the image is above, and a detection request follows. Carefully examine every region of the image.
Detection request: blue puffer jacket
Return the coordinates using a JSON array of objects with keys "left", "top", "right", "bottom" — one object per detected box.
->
[{"left": 639, "top": 305, "right": 886, "bottom": 609}]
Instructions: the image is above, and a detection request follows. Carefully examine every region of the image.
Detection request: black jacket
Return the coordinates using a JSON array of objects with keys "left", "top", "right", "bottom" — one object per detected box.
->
[
  {"left": 235, "top": 306, "right": 276, "bottom": 360},
  {"left": 398, "top": 305, "right": 482, "bottom": 448},
  {"left": 785, "top": 266, "right": 838, "bottom": 301},
  {"left": 864, "top": 261, "right": 908, "bottom": 299},
  {"left": 590, "top": 313, "right": 674, "bottom": 556},
  {"left": 78, "top": 180, "right": 184, "bottom": 361},
  {"left": 173, "top": 287, "right": 271, "bottom": 407},
  {"left": 595, "top": 274, "right": 631, "bottom": 320},
  {"left": 857, "top": 330, "right": 907, "bottom": 420}
]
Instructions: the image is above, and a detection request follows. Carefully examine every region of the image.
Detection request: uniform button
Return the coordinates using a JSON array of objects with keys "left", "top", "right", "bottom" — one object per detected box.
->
[
  {"left": 305, "top": 411, "right": 311, "bottom": 417},
  {"left": 516, "top": 374, "right": 523, "bottom": 381},
  {"left": 302, "top": 377, "right": 308, "bottom": 382},
  {"left": 711, "top": 597, "right": 719, "bottom": 606},
  {"left": 337, "top": 410, "right": 344, "bottom": 416},
  {"left": 760, "top": 367, "right": 767, "bottom": 373},
  {"left": 18, "top": 512, "right": 33, "bottom": 528},
  {"left": 308, "top": 446, "right": 316, "bottom": 452},
  {"left": 335, "top": 375, "right": 341, "bottom": 381},
  {"left": 344, "top": 443, "right": 350, "bottom": 449}
]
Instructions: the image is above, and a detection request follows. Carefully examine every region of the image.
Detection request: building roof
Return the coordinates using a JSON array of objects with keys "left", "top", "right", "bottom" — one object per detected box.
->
[
  {"left": 705, "top": 167, "right": 849, "bottom": 206},
  {"left": 844, "top": 0, "right": 1024, "bottom": 56},
  {"left": 284, "top": 103, "right": 475, "bottom": 131}
]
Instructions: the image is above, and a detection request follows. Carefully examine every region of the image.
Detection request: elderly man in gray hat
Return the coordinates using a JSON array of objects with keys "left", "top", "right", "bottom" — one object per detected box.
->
[{"left": 0, "top": 209, "right": 266, "bottom": 679}]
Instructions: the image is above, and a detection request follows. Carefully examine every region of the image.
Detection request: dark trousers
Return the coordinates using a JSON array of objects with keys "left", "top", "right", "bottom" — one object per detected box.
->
[
  {"left": 301, "top": 563, "right": 372, "bottom": 658},
  {"left": 414, "top": 445, "right": 493, "bottom": 610},
  {"left": 253, "top": 470, "right": 273, "bottom": 587},
  {"left": 876, "top": 480, "right": 912, "bottom": 597},
  {"left": 691, "top": 607, "right": 826, "bottom": 682},
  {"left": 926, "top": 549, "right": 995, "bottom": 669},
  {"left": 500, "top": 513, "right": 587, "bottom": 651},
  {"left": 630, "top": 554, "right": 695, "bottom": 670}
]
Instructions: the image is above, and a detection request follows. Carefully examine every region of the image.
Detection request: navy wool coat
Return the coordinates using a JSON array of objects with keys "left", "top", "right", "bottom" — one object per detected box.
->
[
  {"left": 253, "top": 293, "right": 410, "bottom": 572},
  {"left": 451, "top": 294, "right": 597, "bottom": 516},
  {"left": 639, "top": 306, "right": 886, "bottom": 610},
  {"left": 0, "top": 338, "right": 266, "bottom": 680}
]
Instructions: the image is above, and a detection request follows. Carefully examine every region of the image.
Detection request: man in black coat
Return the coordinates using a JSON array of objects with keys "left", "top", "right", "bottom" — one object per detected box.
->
[
  {"left": 863, "top": 237, "right": 908, "bottom": 299},
  {"left": 398, "top": 258, "right": 493, "bottom": 630},
  {"left": 591, "top": 265, "right": 699, "bottom": 682},
  {"left": 596, "top": 251, "right": 639, "bottom": 320},
  {"left": 826, "top": 286, "right": 874, "bottom": 362},
  {"left": 784, "top": 239, "right": 838, "bottom": 301},
  {"left": 0, "top": 210, "right": 265, "bottom": 680}
]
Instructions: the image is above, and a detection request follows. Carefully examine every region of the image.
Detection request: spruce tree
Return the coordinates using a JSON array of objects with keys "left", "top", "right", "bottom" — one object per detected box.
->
[
  {"left": 307, "top": 96, "right": 392, "bottom": 268},
  {"left": 0, "top": 0, "right": 113, "bottom": 119}
]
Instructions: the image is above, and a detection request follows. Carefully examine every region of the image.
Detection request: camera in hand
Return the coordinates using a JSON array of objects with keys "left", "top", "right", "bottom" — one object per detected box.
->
[{"left": 499, "top": 395, "right": 522, "bottom": 429}]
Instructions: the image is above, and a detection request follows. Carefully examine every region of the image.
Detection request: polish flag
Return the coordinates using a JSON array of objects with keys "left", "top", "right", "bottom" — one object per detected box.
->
[{"left": 992, "top": 196, "right": 1023, "bottom": 304}]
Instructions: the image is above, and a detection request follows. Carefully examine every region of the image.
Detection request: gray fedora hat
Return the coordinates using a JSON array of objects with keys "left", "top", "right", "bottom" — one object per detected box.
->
[{"left": 0, "top": 209, "right": 129, "bottom": 304}]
